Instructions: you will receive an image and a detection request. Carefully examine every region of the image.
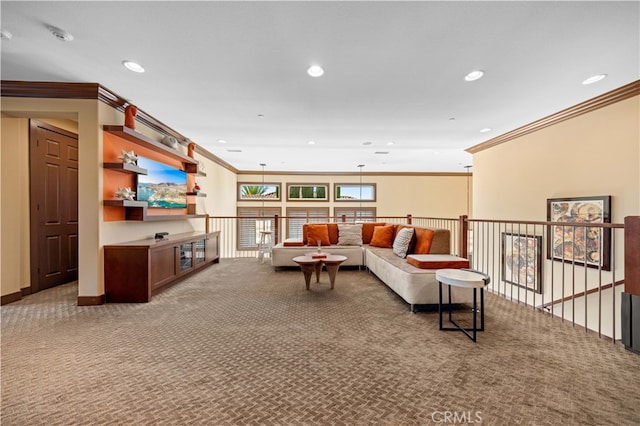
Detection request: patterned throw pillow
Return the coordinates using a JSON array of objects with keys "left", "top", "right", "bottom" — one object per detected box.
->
[
  {"left": 392, "top": 227, "right": 415, "bottom": 258},
  {"left": 337, "top": 223, "right": 363, "bottom": 246}
]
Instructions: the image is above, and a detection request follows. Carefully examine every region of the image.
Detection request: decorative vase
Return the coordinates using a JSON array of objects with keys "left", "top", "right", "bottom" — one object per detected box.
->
[{"left": 124, "top": 104, "right": 137, "bottom": 129}]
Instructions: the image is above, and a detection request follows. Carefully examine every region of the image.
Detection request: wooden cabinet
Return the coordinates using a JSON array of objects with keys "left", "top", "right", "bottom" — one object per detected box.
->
[{"left": 104, "top": 231, "right": 220, "bottom": 302}]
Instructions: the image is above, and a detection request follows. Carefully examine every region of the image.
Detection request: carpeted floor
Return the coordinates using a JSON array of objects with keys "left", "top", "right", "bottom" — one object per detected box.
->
[{"left": 2, "top": 258, "right": 639, "bottom": 425}]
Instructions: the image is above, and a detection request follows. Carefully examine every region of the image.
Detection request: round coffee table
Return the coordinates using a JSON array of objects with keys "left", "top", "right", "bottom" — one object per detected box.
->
[{"left": 292, "top": 255, "right": 347, "bottom": 290}]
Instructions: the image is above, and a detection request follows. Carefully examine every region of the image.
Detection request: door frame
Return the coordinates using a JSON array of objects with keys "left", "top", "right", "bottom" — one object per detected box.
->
[{"left": 28, "top": 119, "right": 79, "bottom": 294}]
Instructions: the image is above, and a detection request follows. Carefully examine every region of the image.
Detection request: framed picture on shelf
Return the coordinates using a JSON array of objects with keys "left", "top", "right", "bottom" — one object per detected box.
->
[
  {"left": 287, "top": 184, "right": 329, "bottom": 201},
  {"left": 501, "top": 233, "right": 543, "bottom": 293},
  {"left": 546, "top": 195, "right": 611, "bottom": 270},
  {"left": 237, "top": 183, "right": 281, "bottom": 201},
  {"left": 334, "top": 183, "right": 376, "bottom": 202}
]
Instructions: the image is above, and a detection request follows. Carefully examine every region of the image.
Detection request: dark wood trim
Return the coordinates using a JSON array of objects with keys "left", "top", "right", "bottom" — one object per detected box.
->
[
  {"left": 537, "top": 280, "right": 625, "bottom": 309},
  {"left": 1, "top": 291, "right": 23, "bottom": 305},
  {"left": 466, "top": 80, "right": 640, "bottom": 154},
  {"left": 77, "top": 294, "right": 106, "bottom": 306}
]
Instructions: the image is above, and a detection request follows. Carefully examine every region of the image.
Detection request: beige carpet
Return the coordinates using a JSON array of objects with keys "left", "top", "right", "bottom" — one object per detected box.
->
[{"left": 2, "top": 258, "right": 639, "bottom": 425}]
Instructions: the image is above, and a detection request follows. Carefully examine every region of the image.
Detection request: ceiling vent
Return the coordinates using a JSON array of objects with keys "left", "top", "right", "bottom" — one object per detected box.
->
[
  {"left": 227, "top": 149, "right": 242, "bottom": 153},
  {"left": 374, "top": 151, "right": 389, "bottom": 155}
]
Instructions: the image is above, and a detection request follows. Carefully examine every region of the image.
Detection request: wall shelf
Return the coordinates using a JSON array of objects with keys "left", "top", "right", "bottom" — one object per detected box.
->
[
  {"left": 104, "top": 199, "right": 147, "bottom": 208},
  {"left": 103, "top": 199, "right": 204, "bottom": 221},
  {"left": 103, "top": 125, "right": 198, "bottom": 168},
  {"left": 103, "top": 162, "right": 148, "bottom": 175},
  {"left": 187, "top": 192, "right": 207, "bottom": 197}
]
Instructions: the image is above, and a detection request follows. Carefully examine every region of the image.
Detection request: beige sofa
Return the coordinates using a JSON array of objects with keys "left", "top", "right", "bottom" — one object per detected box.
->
[{"left": 272, "top": 223, "right": 472, "bottom": 311}]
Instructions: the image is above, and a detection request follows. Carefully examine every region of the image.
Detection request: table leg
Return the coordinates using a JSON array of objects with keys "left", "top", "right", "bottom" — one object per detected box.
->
[
  {"left": 324, "top": 262, "right": 341, "bottom": 289},
  {"left": 298, "top": 264, "right": 316, "bottom": 290},
  {"left": 314, "top": 262, "right": 322, "bottom": 283}
]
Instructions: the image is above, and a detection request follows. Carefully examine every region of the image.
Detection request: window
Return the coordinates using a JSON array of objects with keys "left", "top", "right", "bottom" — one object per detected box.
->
[
  {"left": 237, "top": 183, "right": 281, "bottom": 201},
  {"left": 237, "top": 207, "right": 281, "bottom": 250},
  {"left": 286, "top": 207, "right": 330, "bottom": 239},
  {"left": 287, "top": 184, "right": 329, "bottom": 201},
  {"left": 334, "top": 183, "right": 376, "bottom": 201},
  {"left": 334, "top": 207, "right": 377, "bottom": 222}
]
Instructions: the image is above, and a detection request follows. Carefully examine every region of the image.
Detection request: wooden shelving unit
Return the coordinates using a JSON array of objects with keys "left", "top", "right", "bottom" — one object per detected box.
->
[{"left": 103, "top": 125, "right": 207, "bottom": 221}]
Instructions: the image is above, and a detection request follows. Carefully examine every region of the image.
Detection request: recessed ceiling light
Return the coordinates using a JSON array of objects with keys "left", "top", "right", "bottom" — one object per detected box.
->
[
  {"left": 0, "top": 29, "right": 12, "bottom": 40},
  {"left": 582, "top": 74, "right": 607, "bottom": 85},
  {"left": 217, "top": 139, "right": 227, "bottom": 144},
  {"left": 122, "top": 60, "right": 145, "bottom": 73},
  {"left": 307, "top": 65, "right": 324, "bottom": 77},
  {"left": 47, "top": 25, "right": 73, "bottom": 42},
  {"left": 480, "top": 127, "right": 492, "bottom": 133},
  {"left": 387, "top": 141, "right": 395, "bottom": 146},
  {"left": 464, "top": 70, "right": 484, "bottom": 82},
  {"left": 308, "top": 141, "right": 316, "bottom": 145}
]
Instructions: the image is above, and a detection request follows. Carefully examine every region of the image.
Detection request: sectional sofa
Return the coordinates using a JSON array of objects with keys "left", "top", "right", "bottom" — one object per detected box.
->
[{"left": 271, "top": 222, "right": 472, "bottom": 312}]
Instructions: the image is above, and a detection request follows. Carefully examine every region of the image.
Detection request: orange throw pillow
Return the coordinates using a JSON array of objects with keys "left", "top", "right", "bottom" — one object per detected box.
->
[
  {"left": 361, "top": 222, "right": 387, "bottom": 244},
  {"left": 307, "top": 224, "right": 331, "bottom": 246},
  {"left": 369, "top": 224, "right": 395, "bottom": 248},
  {"left": 413, "top": 228, "right": 435, "bottom": 254}
]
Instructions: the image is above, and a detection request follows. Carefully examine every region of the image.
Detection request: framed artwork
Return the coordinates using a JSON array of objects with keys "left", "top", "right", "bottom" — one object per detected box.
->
[
  {"left": 501, "top": 233, "right": 543, "bottom": 293},
  {"left": 237, "top": 183, "right": 281, "bottom": 201},
  {"left": 334, "top": 183, "right": 376, "bottom": 202},
  {"left": 546, "top": 195, "right": 611, "bottom": 270},
  {"left": 287, "top": 184, "right": 329, "bottom": 201}
]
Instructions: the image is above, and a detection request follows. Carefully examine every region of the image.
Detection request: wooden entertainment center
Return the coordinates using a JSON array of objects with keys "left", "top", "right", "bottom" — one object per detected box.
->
[
  {"left": 102, "top": 125, "right": 219, "bottom": 302},
  {"left": 104, "top": 231, "right": 220, "bottom": 302}
]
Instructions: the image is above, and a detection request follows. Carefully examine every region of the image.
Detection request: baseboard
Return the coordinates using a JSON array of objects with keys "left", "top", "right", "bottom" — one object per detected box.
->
[
  {"left": 1, "top": 291, "right": 23, "bottom": 305},
  {"left": 77, "top": 294, "right": 106, "bottom": 306}
]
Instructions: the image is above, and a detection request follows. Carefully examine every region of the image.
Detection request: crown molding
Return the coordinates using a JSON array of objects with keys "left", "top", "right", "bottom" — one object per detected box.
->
[
  {"left": 237, "top": 170, "right": 470, "bottom": 177},
  {"left": 1, "top": 80, "right": 237, "bottom": 173},
  {"left": 466, "top": 80, "right": 640, "bottom": 154}
]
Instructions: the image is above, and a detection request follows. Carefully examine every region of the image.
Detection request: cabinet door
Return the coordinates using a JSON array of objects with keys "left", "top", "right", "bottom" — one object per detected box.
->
[
  {"left": 179, "top": 242, "right": 193, "bottom": 272},
  {"left": 150, "top": 245, "right": 178, "bottom": 289},
  {"left": 194, "top": 239, "right": 206, "bottom": 265}
]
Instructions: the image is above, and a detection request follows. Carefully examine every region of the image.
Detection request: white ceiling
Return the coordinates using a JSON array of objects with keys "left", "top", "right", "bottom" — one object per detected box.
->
[{"left": 1, "top": 1, "right": 638, "bottom": 173}]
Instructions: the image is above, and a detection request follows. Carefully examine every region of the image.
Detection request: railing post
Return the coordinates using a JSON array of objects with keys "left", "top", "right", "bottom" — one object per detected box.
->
[
  {"left": 459, "top": 215, "right": 468, "bottom": 258},
  {"left": 274, "top": 214, "right": 280, "bottom": 244},
  {"left": 407, "top": 214, "right": 412, "bottom": 225},
  {"left": 622, "top": 216, "right": 640, "bottom": 353},
  {"left": 341, "top": 214, "right": 346, "bottom": 223},
  {"left": 205, "top": 214, "right": 210, "bottom": 234}
]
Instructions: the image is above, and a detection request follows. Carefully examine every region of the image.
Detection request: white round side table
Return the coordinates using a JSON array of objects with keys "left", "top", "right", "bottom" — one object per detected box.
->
[{"left": 435, "top": 268, "right": 491, "bottom": 343}]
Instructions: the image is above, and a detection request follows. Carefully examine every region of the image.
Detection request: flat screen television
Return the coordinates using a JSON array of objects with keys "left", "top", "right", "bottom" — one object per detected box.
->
[{"left": 136, "top": 157, "right": 187, "bottom": 208}]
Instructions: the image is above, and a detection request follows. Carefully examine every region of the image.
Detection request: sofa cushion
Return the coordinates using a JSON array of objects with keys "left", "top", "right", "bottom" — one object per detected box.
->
[
  {"left": 361, "top": 222, "right": 387, "bottom": 244},
  {"left": 337, "top": 223, "right": 363, "bottom": 246},
  {"left": 413, "top": 227, "right": 435, "bottom": 254},
  {"left": 406, "top": 254, "right": 469, "bottom": 269},
  {"left": 327, "top": 223, "right": 340, "bottom": 245},
  {"left": 302, "top": 223, "right": 338, "bottom": 245},
  {"left": 392, "top": 227, "right": 414, "bottom": 258},
  {"left": 306, "top": 224, "right": 331, "bottom": 246},
  {"left": 282, "top": 238, "right": 304, "bottom": 247},
  {"left": 370, "top": 224, "right": 395, "bottom": 248}
]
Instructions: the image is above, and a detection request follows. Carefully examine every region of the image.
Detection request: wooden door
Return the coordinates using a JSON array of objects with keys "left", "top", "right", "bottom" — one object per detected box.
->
[{"left": 29, "top": 120, "right": 79, "bottom": 292}]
